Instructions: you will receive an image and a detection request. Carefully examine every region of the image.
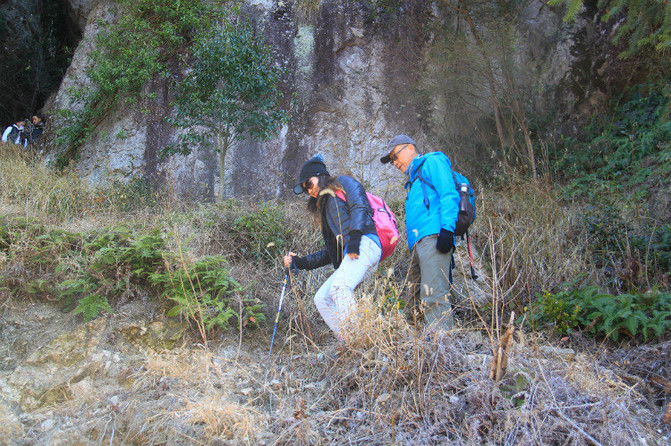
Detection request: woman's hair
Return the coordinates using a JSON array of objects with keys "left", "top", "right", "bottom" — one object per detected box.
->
[{"left": 306, "top": 175, "right": 343, "bottom": 223}]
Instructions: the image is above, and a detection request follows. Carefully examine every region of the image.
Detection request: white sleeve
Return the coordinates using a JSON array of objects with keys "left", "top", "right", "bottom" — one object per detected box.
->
[{"left": 1, "top": 127, "right": 11, "bottom": 142}]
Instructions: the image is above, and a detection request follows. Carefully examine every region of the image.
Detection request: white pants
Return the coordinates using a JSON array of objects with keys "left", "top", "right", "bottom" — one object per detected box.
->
[{"left": 314, "top": 236, "right": 381, "bottom": 337}]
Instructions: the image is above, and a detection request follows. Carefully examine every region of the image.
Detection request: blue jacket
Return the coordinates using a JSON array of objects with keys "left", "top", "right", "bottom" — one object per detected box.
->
[{"left": 404, "top": 152, "right": 460, "bottom": 249}]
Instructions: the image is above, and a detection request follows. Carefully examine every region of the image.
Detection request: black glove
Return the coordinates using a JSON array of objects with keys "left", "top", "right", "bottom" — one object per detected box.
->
[
  {"left": 348, "top": 231, "right": 362, "bottom": 256},
  {"left": 436, "top": 229, "right": 455, "bottom": 254}
]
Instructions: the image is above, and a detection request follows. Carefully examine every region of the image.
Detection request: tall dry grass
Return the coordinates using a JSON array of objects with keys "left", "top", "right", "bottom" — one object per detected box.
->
[
  {"left": 0, "top": 142, "right": 173, "bottom": 226},
  {"left": 477, "top": 181, "right": 599, "bottom": 311},
  {"left": 91, "top": 290, "right": 657, "bottom": 445},
  {"left": 0, "top": 142, "right": 92, "bottom": 221}
]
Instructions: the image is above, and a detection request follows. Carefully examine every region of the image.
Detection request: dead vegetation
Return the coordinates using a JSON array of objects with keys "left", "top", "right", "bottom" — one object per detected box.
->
[
  {"left": 5, "top": 293, "right": 658, "bottom": 445},
  {"left": 0, "top": 143, "right": 668, "bottom": 444}
]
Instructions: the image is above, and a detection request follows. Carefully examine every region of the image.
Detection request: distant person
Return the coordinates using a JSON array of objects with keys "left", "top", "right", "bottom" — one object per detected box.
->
[
  {"left": 380, "top": 134, "right": 460, "bottom": 330},
  {"left": 283, "top": 154, "right": 382, "bottom": 340},
  {"left": 2, "top": 120, "right": 25, "bottom": 145},
  {"left": 26, "top": 115, "right": 44, "bottom": 145}
]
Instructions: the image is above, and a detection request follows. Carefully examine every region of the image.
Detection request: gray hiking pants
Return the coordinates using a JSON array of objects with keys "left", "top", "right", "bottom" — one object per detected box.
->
[
  {"left": 409, "top": 234, "right": 455, "bottom": 330},
  {"left": 314, "top": 236, "right": 381, "bottom": 338}
]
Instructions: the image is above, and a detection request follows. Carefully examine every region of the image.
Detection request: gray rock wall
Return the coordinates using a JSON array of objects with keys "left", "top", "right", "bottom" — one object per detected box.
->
[{"left": 49, "top": 0, "right": 586, "bottom": 201}]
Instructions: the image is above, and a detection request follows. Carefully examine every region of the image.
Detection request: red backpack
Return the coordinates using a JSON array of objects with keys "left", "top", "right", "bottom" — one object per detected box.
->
[{"left": 335, "top": 190, "right": 399, "bottom": 261}]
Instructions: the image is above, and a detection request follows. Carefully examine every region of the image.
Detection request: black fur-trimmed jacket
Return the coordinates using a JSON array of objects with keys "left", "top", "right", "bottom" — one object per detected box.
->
[{"left": 293, "top": 175, "right": 377, "bottom": 270}]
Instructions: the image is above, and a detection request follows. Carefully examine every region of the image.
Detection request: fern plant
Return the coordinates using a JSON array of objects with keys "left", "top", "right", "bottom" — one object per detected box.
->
[
  {"left": 150, "top": 256, "right": 265, "bottom": 334},
  {"left": 73, "top": 294, "right": 113, "bottom": 321},
  {"left": 58, "top": 227, "right": 167, "bottom": 318}
]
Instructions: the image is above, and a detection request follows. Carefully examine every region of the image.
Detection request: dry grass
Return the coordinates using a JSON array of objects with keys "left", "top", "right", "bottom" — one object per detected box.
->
[
  {"left": 479, "top": 181, "right": 600, "bottom": 311},
  {"left": 50, "top": 292, "right": 654, "bottom": 445},
  {"left": 0, "top": 141, "right": 170, "bottom": 226},
  {"left": 0, "top": 142, "right": 90, "bottom": 221},
  {"left": 293, "top": 292, "right": 656, "bottom": 445},
  {"left": 0, "top": 145, "right": 667, "bottom": 444}
]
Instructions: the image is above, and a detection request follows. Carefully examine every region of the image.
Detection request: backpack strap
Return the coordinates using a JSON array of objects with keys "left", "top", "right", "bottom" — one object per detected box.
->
[
  {"left": 448, "top": 251, "right": 455, "bottom": 285},
  {"left": 407, "top": 157, "right": 435, "bottom": 210},
  {"left": 410, "top": 157, "right": 461, "bottom": 211},
  {"left": 451, "top": 170, "right": 461, "bottom": 189}
]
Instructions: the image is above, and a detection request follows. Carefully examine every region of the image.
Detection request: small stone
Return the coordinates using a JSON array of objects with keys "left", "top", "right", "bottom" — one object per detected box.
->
[
  {"left": 538, "top": 346, "right": 576, "bottom": 361},
  {"left": 375, "top": 393, "right": 391, "bottom": 404},
  {"left": 41, "top": 418, "right": 55, "bottom": 431}
]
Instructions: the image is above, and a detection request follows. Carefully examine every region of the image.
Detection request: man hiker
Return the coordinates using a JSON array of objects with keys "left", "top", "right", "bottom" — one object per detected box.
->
[
  {"left": 2, "top": 120, "right": 25, "bottom": 145},
  {"left": 26, "top": 115, "right": 45, "bottom": 145},
  {"left": 380, "top": 134, "right": 460, "bottom": 330}
]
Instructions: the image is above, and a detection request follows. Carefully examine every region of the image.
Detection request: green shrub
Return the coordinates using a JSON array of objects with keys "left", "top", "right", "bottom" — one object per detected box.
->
[
  {"left": 531, "top": 285, "right": 671, "bottom": 341},
  {"left": 73, "top": 294, "right": 113, "bottom": 321},
  {"left": 231, "top": 202, "right": 291, "bottom": 266},
  {"left": 149, "top": 255, "right": 265, "bottom": 333},
  {"left": 58, "top": 227, "right": 167, "bottom": 317},
  {"left": 0, "top": 216, "right": 265, "bottom": 334},
  {"left": 556, "top": 85, "right": 670, "bottom": 198},
  {"left": 55, "top": 0, "right": 221, "bottom": 153},
  {"left": 580, "top": 199, "right": 670, "bottom": 289},
  {"left": 0, "top": 217, "right": 83, "bottom": 299},
  {"left": 630, "top": 224, "right": 671, "bottom": 283},
  {"left": 583, "top": 198, "right": 628, "bottom": 265}
]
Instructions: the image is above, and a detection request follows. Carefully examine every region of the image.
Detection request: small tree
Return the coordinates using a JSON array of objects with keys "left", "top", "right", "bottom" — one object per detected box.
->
[{"left": 166, "top": 19, "right": 289, "bottom": 201}]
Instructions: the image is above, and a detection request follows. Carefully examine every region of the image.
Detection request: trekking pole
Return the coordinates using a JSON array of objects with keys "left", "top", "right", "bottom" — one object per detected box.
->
[{"left": 266, "top": 267, "right": 291, "bottom": 368}]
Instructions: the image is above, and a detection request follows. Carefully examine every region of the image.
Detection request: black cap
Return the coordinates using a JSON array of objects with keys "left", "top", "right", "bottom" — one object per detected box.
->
[
  {"left": 293, "top": 154, "right": 330, "bottom": 194},
  {"left": 380, "top": 134, "right": 416, "bottom": 164}
]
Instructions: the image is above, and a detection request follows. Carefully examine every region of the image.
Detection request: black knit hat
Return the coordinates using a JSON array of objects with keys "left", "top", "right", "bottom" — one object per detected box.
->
[{"left": 293, "top": 154, "right": 330, "bottom": 194}]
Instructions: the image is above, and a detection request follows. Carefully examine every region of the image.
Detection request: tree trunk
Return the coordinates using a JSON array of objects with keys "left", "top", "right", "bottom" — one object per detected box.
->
[
  {"left": 217, "top": 128, "right": 232, "bottom": 202},
  {"left": 218, "top": 149, "right": 226, "bottom": 202}
]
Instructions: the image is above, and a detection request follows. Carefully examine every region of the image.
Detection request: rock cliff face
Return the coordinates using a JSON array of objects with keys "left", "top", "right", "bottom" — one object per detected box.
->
[{"left": 48, "top": 0, "right": 591, "bottom": 200}]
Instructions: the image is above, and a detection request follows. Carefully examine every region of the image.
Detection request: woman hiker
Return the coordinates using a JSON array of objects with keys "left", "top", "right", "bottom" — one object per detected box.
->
[{"left": 283, "top": 154, "right": 382, "bottom": 340}]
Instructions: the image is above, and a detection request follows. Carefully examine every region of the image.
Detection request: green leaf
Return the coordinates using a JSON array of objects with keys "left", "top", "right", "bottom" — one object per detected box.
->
[
  {"left": 73, "top": 294, "right": 113, "bottom": 321},
  {"left": 167, "top": 305, "right": 183, "bottom": 317}
]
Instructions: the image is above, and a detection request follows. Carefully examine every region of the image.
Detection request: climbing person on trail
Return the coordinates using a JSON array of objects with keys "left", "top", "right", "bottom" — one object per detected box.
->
[
  {"left": 25, "top": 115, "right": 45, "bottom": 145},
  {"left": 283, "top": 154, "right": 382, "bottom": 340},
  {"left": 2, "top": 120, "right": 25, "bottom": 145},
  {"left": 380, "top": 134, "right": 460, "bottom": 330}
]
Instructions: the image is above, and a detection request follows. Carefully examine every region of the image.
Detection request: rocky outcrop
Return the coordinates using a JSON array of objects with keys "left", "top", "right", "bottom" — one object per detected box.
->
[
  {"left": 46, "top": 0, "right": 589, "bottom": 201},
  {"left": 7, "top": 317, "right": 108, "bottom": 411},
  {"left": 64, "top": 0, "right": 98, "bottom": 30}
]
